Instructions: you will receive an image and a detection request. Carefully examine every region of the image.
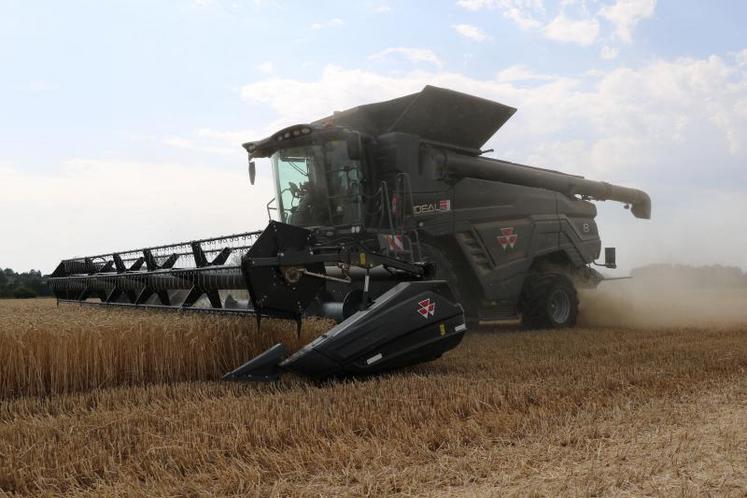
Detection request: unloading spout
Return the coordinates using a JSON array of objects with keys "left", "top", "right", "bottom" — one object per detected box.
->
[{"left": 442, "top": 151, "right": 651, "bottom": 219}]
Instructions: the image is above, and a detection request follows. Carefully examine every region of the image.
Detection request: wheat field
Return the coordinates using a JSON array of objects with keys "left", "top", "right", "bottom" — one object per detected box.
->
[
  {"left": 0, "top": 300, "right": 332, "bottom": 398},
  {"left": 1, "top": 298, "right": 746, "bottom": 496}
]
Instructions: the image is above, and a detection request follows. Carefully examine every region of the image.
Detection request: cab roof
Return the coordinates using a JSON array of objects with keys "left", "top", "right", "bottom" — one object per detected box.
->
[
  {"left": 312, "top": 85, "right": 516, "bottom": 151},
  {"left": 243, "top": 85, "right": 517, "bottom": 156}
]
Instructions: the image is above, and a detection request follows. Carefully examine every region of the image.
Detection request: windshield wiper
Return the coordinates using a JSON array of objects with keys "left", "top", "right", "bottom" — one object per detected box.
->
[{"left": 286, "top": 160, "right": 309, "bottom": 177}]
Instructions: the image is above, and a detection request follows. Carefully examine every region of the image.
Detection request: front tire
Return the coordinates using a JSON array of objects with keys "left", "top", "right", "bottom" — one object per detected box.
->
[{"left": 519, "top": 272, "right": 578, "bottom": 329}]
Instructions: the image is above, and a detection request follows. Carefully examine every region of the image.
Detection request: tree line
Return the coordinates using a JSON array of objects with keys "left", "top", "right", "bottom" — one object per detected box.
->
[
  {"left": 0, "top": 269, "right": 54, "bottom": 299},
  {"left": 631, "top": 263, "right": 747, "bottom": 289},
  {"left": 1, "top": 263, "right": 745, "bottom": 299}
]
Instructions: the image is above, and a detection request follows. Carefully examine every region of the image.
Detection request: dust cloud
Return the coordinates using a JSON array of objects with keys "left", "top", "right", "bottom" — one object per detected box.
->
[{"left": 578, "top": 266, "right": 747, "bottom": 328}]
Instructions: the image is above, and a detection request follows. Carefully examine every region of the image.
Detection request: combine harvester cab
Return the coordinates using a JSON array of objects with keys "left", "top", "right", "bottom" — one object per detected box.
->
[{"left": 50, "top": 85, "right": 650, "bottom": 380}]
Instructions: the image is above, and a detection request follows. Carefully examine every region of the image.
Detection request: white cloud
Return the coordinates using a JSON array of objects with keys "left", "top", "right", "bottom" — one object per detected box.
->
[
  {"left": 257, "top": 62, "right": 274, "bottom": 75},
  {"left": 544, "top": 13, "right": 600, "bottom": 46},
  {"left": 162, "top": 137, "right": 234, "bottom": 156},
  {"left": 193, "top": 0, "right": 279, "bottom": 9},
  {"left": 456, "top": 0, "right": 498, "bottom": 10},
  {"left": 241, "top": 65, "right": 424, "bottom": 124},
  {"left": 368, "top": 47, "right": 443, "bottom": 67},
  {"left": 453, "top": 23, "right": 491, "bottom": 42},
  {"left": 27, "top": 80, "right": 57, "bottom": 93},
  {"left": 600, "top": 45, "right": 619, "bottom": 60},
  {"left": 239, "top": 55, "right": 747, "bottom": 270},
  {"left": 456, "top": 0, "right": 656, "bottom": 48},
  {"left": 599, "top": 0, "right": 656, "bottom": 43},
  {"left": 456, "top": 0, "right": 545, "bottom": 29},
  {"left": 162, "top": 128, "right": 258, "bottom": 155},
  {"left": 503, "top": 6, "right": 543, "bottom": 29},
  {"left": 0, "top": 160, "right": 274, "bottom": 273},
  {"left": 310, "top": 18, "right": 343, "bottom": 30},
  {"left": 372, "top": 4, "right": 391, "bottom": 13},
  {"left": 738, "top": 49, "right": 747, "bottom": 67},
  {"left": 195, "top": 128, "right": 256, "bottom": 143},
  {"left": 240, "top": 57, "right": 747, "bottom": 163},
  {"left": 496, "top": 65, "right": 557, "bottom": 82}
]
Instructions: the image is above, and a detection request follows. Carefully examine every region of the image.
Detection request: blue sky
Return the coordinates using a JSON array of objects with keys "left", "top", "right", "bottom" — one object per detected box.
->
[{"left": 2, "top": 0, "right": 747, "bottom": 273}]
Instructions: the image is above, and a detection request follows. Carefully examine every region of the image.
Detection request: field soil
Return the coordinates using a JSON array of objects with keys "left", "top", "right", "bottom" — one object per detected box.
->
[{"left": 1, "top": 298, "right": 746, "bottom": 496}]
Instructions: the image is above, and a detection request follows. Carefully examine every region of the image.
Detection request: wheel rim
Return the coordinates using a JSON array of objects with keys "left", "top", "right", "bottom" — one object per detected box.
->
[{"left": 547, "top": 289, "right": 571, "bottom": 324}]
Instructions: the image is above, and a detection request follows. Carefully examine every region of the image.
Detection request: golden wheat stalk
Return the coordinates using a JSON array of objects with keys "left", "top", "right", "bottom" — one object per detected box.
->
[{"left": 0, "top": 299, "right": 331, "bottom": 398}]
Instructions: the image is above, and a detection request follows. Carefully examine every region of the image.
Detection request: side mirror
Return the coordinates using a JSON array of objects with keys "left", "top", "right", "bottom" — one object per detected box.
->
[
  {"left": 604, "top": 247, "right": 616, "bottom": 269},
  {"left": 248, "top": 160, "right": 256, "bottom": 185},
  {"left": 346, "top": 134, "right": 361, "bottom": 161}
]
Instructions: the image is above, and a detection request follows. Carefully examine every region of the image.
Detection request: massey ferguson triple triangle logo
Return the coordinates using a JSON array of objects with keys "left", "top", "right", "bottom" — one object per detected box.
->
[
  {"left": 417, "top": 298, "right": 436, "bottom": 319},
  {"left": 497, "top": 227, "right": 518, "bottom": 250}
]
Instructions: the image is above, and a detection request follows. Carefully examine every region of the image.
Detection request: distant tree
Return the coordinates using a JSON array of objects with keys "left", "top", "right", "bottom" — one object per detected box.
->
[
  {"left": 13, "top": 287, "right": 37, "bottom": 299},
  {"left": 0, "top": 267, "right": 53, "bottom": 299},
  {"left": 632, "top": 263, "right": 746, "bottom": 289}
]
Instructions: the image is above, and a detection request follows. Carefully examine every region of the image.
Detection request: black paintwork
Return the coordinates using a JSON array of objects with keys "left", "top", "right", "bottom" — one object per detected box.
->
[
  {"left": 282, "top": 281, "right": 465, "bottom": 379},
  {"left": 49, "top": 85, "right": 650, "bottom": 380},
  {"left": 223, "top": 343, "right": 289, "bottom": 382}
]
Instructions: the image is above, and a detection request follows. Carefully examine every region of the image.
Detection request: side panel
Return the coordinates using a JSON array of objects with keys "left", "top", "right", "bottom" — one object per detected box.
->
[
  {"left": 450, "top": 178, "right": 601, "bottom": 306},
  {"left": 556, "top": 195, "right": 601, "bottom": 265},
  {"left": 464, "top": 215, "right": 561, "bottom": 303}
]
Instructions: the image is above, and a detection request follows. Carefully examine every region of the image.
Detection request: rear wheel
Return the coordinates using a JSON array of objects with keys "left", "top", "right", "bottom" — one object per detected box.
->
[{"left": 519, "top": 272, "right": 578, "bottom": 329}]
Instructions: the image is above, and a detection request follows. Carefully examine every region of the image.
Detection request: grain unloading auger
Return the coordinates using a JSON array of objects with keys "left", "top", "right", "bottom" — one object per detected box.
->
[{"left": 50, "top": 85, "right": 651, "bottom": 381}]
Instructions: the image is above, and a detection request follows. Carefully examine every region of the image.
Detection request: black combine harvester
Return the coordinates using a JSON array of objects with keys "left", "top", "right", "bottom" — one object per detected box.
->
[{"left": 49, "top": 86, "right": 651, "bottom": 381}]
